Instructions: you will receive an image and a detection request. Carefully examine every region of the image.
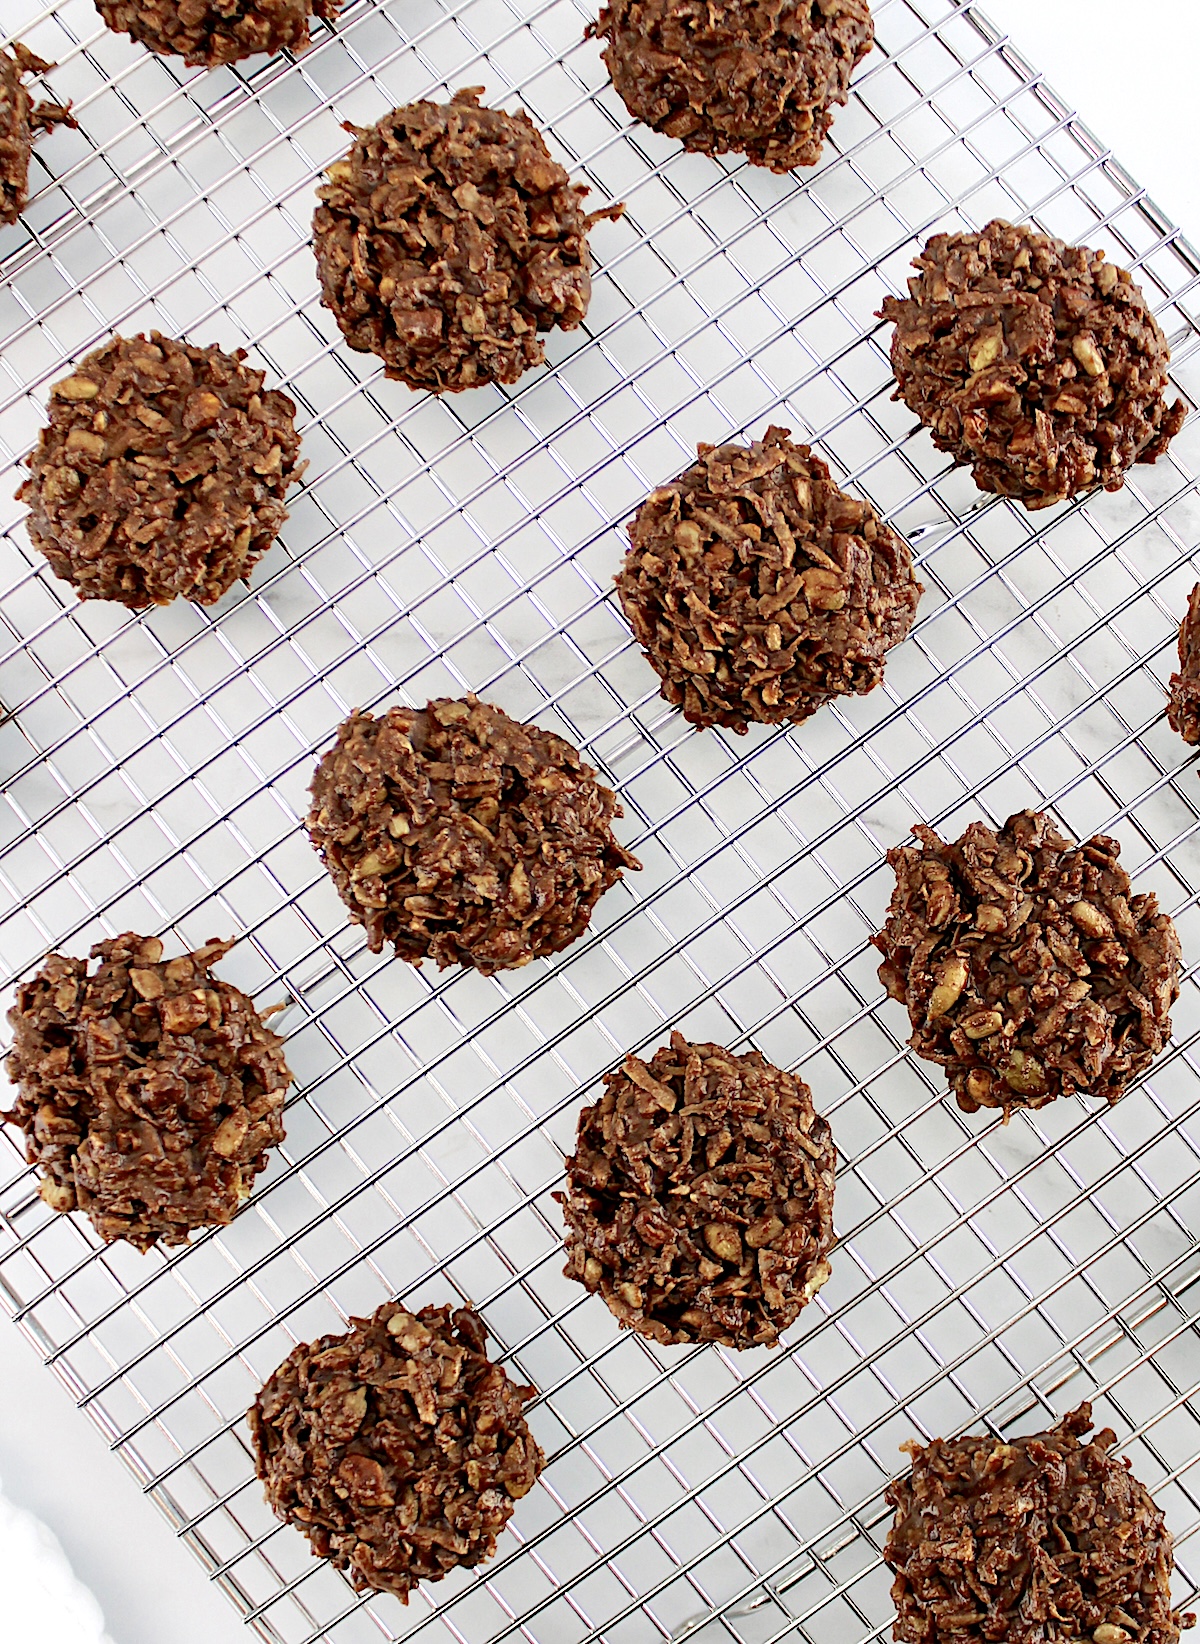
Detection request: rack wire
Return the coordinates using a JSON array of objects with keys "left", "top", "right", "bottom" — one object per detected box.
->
[{"left": 0, "top": 0, "right": 1199, "bottom": 1639}]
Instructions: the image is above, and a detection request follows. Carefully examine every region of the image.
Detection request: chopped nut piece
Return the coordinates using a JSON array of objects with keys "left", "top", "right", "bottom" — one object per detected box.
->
[
  {"left": 873, "top": 810, "right": 1180, "bottom": 1115},
  {"left": 65, "top": 427, "right": 106, "bottom": 458},
  {"left": 615, "top": 428, "right": 921, "bottom": 734},
  {"left": 3, "top": 933, "right": 292, "bottom": 1250},
  {"left": 39, "top": 1177, "right": 75, "bottom": 1212},
  {"left": 1097, "top": 261, "right": 1119, "bottom": 295},
  {"left": 800, "top": 565, "right": 848, "bottom": 611},
  {"left": 249, "top": 1301, "right": 543, "bottom": 1601},
  {"left": 307, "top": 695, "right": 638, "bottom": 972},
  {"left": 589, "top": 0, "right": 872, "bottom": 172},
  {"left": 703, "top": 1222, "right": 743, "bottom": 1263},
  {"left": 800, "top": 1257, "right": 832, "bottom": 1301},
  {"left": 929, "top": 957, "right": 968, "bottom": 1018},
  {"left": 1003, "top": 1048, "right": 1047, "bottom": 1096},
  {"left": 974, "top": 904, "right": 1007, "bottom": 933},
  {"left": 560, "top": 1032, "right": 836, "bottom": 1348},
  {"left": 159, "top": 989, "right": 210, "bottom": 1035},
  {"left": 339, "top": 1386, "right": 368, "bottom": 1433},
  {"left": 1072, "top": 333, "right": 1106, "bottom": 377},
  {"left": 314, "top": 90, "right": 612, "bottom": 393},
  {"left": 128, "top": 966, "right": 165, "bottom": 999},
  {"left": 1070, "top": 900, "right": 1113, "bottom": 939},
  {"left": 959, "top": 1008, "right": 1002, "bottom": 1039},
  {"left": 745, "top": 1214, "right": 784, "bottom": 1249},
  {"left": 886, "top": 1404, "right": 1195, "bottom": 1644},
  {"left": 185, "top": 389, "right": 224, "bottom": 427},
  {"left": 95, "top": 0, "right": 344, "bottom": 67},
  {"left": 211, "top": 1109, "right": 250, "bottom": 1158},
  {"left": 52, "top": 376, "right": 100, "bottom": 402},
  {"left": 20, "top": 333, "right": 304, "bottom": 608},
  {"left": 882, "top": 220, "right": 1185, "bottom": 508},
  {"left": 968, "top": 330, "right": 1003, "bottom": 371}
]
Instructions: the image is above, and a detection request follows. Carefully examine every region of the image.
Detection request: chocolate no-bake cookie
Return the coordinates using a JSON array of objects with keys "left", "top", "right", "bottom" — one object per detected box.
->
[
  {"left": 313, "top": 89, "right": 615, "bottom": 393},
  {"left": 590, "top": 0, "right": 873, "bottom": 172},
  {"left": 885, "top": 1403, "right": 1196, "bottom": 1644},
  {"left": 19, "top": 332, "right": 304, "bottom": 607},
  {"left": 249, "top": 1300, "right": 543, "bottom": 1601},
  {"left": 3, "top": 933, "right": 292, "bottom": 1250},
  {"left": 873, "top": 809, "right": 1180, "bottom": 1116},
  {"left": 559, "top": 1031, "right": 836, "bottom": 1347},
  {"left": 615, "top": 426, "right": 921, "bottom": 733},
  {"left": 1167, "top": 582, "right": 1200, "bottom": 746},
  {"left": 0, "top": 42, "right": 75, "bottom": 226},
  {"left": 96, "top": 0, "right": 342, "bottom": 67},
  {"left": 881, "top": 220, "right": 1186, "bottom": 509},
  {"left": 307, "top": 695, "right": 639, "bottom": 972}
]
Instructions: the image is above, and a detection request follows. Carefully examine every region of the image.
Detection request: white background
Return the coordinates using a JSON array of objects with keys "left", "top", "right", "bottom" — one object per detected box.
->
[{"left": 2, "top": 3, "right": 1197, "bottom": 1642}]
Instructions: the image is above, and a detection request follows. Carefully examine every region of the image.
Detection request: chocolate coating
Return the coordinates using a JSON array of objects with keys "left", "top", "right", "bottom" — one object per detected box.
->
[
  {"left": 881, "top": 220, "right": 1186, "bottom": 509},
  {"left": 560, "top": 1032, "right": 836, "bottom": 1347}
]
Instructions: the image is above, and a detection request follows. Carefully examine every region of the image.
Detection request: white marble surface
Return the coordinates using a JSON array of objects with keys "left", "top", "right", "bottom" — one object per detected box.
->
[
  {"left": 984, "top": 0, "right": 1198, "bottom": 242},
  {"left": 3, "top": 5, "right": 1196, "bottom": 1644},
  {"left": 0, "top": 1466, "right": 115, "bottom": 1644},
  {"left": 0, "top": 1318, "right": 246, "bottom": 1644}
]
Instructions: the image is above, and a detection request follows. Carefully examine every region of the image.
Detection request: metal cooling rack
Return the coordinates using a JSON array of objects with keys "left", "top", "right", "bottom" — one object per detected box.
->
[{"left": 1, "top": 0, "right": 1199, "bottom": 1640}]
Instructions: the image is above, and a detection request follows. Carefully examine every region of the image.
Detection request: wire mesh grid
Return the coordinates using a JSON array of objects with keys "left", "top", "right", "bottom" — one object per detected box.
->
[{"left": 0, "top": 0, "right": 1199, "bottom": 1639}]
